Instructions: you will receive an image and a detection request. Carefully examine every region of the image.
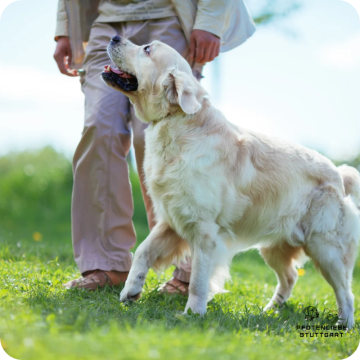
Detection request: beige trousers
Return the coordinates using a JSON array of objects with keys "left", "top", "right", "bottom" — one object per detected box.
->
[{"left": 72, "top": 16, "right": 199, "bottom": 282}]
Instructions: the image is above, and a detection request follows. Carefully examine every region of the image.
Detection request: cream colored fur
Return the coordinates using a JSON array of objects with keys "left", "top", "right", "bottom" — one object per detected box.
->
[{"left": 104, "top": 37, "right": 360, "bottom": 328}]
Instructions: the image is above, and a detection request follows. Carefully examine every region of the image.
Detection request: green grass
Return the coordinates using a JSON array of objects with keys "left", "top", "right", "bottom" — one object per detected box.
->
[{"left": 0, "top": 148, "right": 360, "bottom": 360}]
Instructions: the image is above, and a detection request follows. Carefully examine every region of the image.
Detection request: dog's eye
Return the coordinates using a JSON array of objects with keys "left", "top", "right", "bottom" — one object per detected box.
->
[{"left": 144, "top": 45, "right": 151, "bottom": 55}]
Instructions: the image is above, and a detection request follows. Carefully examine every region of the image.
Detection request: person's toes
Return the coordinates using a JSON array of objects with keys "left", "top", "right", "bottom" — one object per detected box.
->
[
  {"left": 62, "top": 270, "right": 128, "bottom": 291},
  {"left": 159, "top": 277, "right": 189, "bottom": 296}
]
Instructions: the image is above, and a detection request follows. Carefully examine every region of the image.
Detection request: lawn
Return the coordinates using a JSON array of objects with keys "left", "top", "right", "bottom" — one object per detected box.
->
[{"left": 0, "top": 148, "right": 359, "bottom": 360}]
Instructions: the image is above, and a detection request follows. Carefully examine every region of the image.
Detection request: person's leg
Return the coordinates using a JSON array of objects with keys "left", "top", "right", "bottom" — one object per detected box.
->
[
  {"left": 66, "top": 22, "right": 136, "bottom": 288},
  {"left": 127, "top": 16, "right": 202, "bottom": 288}
]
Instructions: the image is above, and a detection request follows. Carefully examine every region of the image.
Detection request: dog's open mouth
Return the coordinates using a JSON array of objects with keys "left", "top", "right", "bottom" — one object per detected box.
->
[{"left": 101, "top": 65, "right": 138, "bottom": 91}]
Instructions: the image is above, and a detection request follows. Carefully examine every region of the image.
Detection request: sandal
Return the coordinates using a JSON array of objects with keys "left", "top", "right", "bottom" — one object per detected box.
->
[
  {"left": 159, "top": 277, "right": 189, "bottom": 296},
  {"left": 63, "top": 270, "right": 128, "bottom": 291}
]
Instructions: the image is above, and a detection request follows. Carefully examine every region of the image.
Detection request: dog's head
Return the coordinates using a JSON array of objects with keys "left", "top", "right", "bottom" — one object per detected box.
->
[{"left": 102, "top": 35, "right": 205, "bottom": 123}]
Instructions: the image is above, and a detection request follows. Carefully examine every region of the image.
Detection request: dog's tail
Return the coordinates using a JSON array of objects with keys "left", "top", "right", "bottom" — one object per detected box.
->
[{"left": 338, "top": 164, "right": 360, "bottom": 208}]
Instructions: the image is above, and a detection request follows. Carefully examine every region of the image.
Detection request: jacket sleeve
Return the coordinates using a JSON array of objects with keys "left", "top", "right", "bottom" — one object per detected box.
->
[
  {"left": 192, "top": 0, "right": 228, "bottom": 38},
  {"left": 54, "top": 0, "right": 69, "bottom": 40},
  {"left": 193, "top": 0, "right": 256, "bottom": 50},
  {"left": 193, "top": 0, "right": 255, "bottom": 39}
]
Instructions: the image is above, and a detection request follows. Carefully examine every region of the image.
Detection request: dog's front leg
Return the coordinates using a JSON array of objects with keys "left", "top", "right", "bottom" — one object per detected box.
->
[
  {"left": 184, "top": 238, "right": 218, "bottom": 315},
  {"left": 120, "top": 222, "right": 183, "bottom": 302}
]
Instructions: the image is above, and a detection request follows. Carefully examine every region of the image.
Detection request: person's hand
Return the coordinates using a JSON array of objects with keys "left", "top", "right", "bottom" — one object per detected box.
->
[
  {"left": 53, "top": 36, "right": 78, "bottom": 77},
  {"left": 189, "top": 29, "right": 220, "bottom": 64}
]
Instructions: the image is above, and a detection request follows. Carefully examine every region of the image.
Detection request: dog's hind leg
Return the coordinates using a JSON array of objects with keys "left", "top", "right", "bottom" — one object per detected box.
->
[
  {"left": 260, "top": 242, "right": 304, "bottom": 311},
  {"left": 120, "top": 221, "right": 188, "bottom": 302},
  {"left": 305, "top": 233, "right": 358, "bottom": 328},
  {"left": 304, "top": 196, "right": 360, "bottom": 328}
]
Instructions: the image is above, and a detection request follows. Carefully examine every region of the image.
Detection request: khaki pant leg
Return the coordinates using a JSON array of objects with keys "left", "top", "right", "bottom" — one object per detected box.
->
[{"left": 72, "top": 22, "right": 135, "bottom": 274}]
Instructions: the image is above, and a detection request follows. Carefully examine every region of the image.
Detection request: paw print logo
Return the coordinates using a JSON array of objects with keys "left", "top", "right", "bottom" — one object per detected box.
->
[
  {"left": 303, "top": 306, "right": 320, "bottom": 321},
  {"left": 324, "top": 308, "right": 342, "bottom": 321}
]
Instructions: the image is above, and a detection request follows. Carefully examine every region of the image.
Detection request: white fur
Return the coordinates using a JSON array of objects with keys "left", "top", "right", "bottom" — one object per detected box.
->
[{"left": 104, "top": 38, "right": 360, "bottom": 327}]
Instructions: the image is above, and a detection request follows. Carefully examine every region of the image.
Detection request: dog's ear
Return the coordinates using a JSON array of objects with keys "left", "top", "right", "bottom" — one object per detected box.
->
[{"left": 163, "top": 70, "right": 201, "bottom": 115}]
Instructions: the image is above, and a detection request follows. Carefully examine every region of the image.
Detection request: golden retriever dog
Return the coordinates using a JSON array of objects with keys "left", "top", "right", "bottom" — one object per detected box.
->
[{"left": 102, "top": 35, "right": 360, "bottom": 327}]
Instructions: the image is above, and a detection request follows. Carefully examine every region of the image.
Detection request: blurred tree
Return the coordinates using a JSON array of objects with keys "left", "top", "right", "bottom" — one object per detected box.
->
[
  {"left": 0, "top": 147, "right": 359, "bottom": 246},
  {"left": 0, "top": 147, "right": 149, "bottom": 244},
  {"left": 249, "top": 0, "right": 301, "bottom": 25},
  {"left": 210, "top": 0, "right": 301, "bottom": 105},
  {"left": 333, "top": 154, "right": 360, "bottom": 171},
  {"left": 0, "top": 147, "right": 72, "bottom": 240}
]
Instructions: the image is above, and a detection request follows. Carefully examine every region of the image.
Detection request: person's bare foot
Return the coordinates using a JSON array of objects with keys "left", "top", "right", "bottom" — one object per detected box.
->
[
  {"left": 63, "top": 270, "right": 128, "bottom": 291},
  {"left": 159, "top": 277, "right": 189, "bottom": 296}
]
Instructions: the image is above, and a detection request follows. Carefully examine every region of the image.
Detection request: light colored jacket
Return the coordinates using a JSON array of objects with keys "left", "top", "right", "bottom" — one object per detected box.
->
[{"left": 55, "top": 0, "right": 256, "bottom": 69}]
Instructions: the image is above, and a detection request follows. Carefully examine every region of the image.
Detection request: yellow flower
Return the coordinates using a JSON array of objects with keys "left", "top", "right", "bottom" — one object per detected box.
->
[
  {"left": 33, "top": 232, "right": 43, "bottom": 241},
  {"left": 297, "top": 268, "right": 306, "bottom": 276}
]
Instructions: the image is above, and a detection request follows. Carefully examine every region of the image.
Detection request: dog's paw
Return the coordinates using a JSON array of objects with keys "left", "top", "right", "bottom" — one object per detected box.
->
[
  {"left": 183, "top": 305, "right": 206, "bottom": 316},
  {"left": 336, "top": 316, "right": 353, "bottom": 330},
  {"left": 184, "top": 295, "right": 207, "bottom": 315},
  {"left": 263, "top": 299, "right": 282, "bottom": 312},
  {"left": 120, "top": 283, "right": 143, "bottom": 302},
  {"left": 120, "top": 289, "right": 142, "bottom": 302}
]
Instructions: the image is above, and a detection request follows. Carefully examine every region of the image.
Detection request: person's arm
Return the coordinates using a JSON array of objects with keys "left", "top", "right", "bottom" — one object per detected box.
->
[
  {"left": 53, "top": 0, "right": 78, "bottom": 77},
  {"left": 189, "top": 0, "right": 228, "bottom": 64},
  {"left": 54, "top": 0, "right": 68, "bottom": 41}
]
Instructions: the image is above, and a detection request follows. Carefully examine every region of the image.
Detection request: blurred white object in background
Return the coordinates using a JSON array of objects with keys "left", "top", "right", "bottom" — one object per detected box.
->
[
  {"left": 0, "top": 0, "right": 18, "bottom": 18},
  {"left": 342, "top": 0, "right": 360, "bottom": 17}
]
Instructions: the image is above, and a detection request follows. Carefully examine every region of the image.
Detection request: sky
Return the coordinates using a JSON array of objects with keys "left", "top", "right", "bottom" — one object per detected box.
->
[{"left": 0, "top": 0, "right": 359, "bottom": 160}]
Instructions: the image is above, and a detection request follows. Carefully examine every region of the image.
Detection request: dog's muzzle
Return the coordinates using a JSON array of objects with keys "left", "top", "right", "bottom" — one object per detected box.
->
[{"left": 101, "top": 35, "right": 138, "bottom": 91}]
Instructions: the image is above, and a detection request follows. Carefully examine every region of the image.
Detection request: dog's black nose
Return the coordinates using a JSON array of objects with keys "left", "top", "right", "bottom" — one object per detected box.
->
[{"left": 111, "top": 35, "right": 121, "bottom": 43}]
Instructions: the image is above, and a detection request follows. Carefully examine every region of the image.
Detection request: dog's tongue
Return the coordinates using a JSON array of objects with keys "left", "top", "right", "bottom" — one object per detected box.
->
[{"left": 104, "top": 65, "right": 133, "bottom": 78}]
